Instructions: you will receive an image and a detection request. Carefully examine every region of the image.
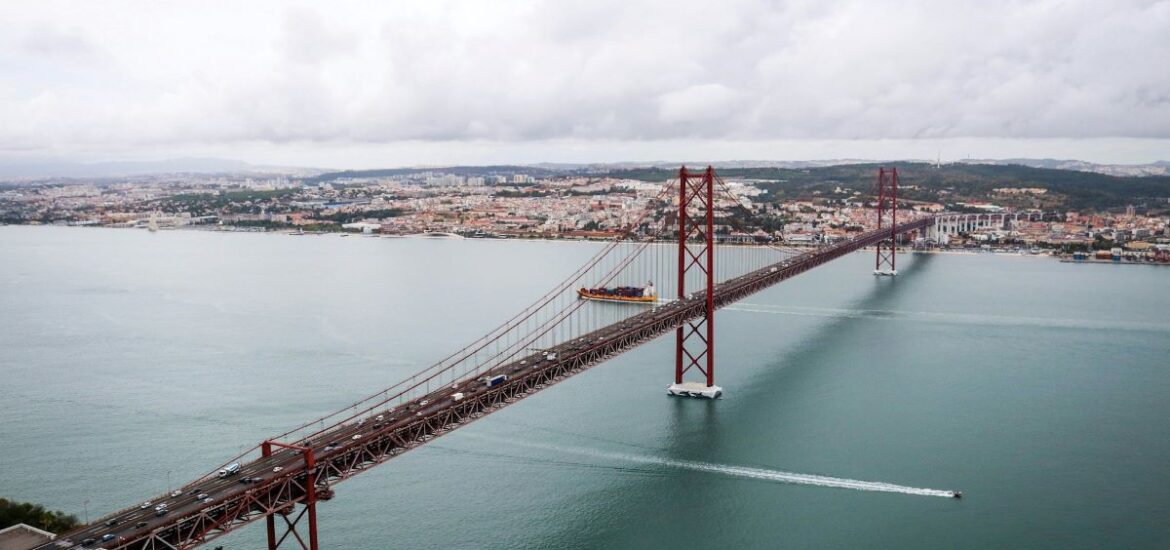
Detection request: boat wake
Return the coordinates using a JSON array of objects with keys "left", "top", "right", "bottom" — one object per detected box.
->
[{"left": 472, "top": 435, "right": 958, "bottom": 499}]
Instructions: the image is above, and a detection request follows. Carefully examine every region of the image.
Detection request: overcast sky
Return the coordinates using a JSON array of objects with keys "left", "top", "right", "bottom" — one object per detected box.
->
[{"left": 1, "top": 0, "right": 1167, "bottom": 168}]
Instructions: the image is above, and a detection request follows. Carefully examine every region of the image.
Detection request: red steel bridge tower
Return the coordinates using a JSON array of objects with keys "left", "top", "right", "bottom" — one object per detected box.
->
[
  {"left": 260, "top": 440, "right": 329, "bottom": 550},
  {"left": 667, "top": 166, "right": 723, "bottom": 399},
  {"left": 874, "top": 167, "right": 899, "bottom": 276}
]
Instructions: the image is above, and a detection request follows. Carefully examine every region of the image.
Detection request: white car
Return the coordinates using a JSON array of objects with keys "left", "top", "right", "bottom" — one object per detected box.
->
[
  {"left": 170, "top": 490, "right": 181, "bottom": 497},
  {"left": 272, "top": 466, "right": 283, "bottom": 473},
  {"left": 351, "top": 434, "right": 362, "bottom": 440},
  {"left": 140, "top": 501, "right": 152, "bottom": 509}
]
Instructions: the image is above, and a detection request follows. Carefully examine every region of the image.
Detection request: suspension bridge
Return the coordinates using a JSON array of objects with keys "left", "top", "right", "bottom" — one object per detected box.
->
[{"left": 43, "top": 166, "right": 941, "bottom": 550}]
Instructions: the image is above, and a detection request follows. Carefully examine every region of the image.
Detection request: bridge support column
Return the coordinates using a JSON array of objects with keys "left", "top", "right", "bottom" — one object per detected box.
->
[
  {"left": 263, "top": 440, "right": 322, "bottom": 550},
  {"left": 668, "top": 165, "right": 722, "bottom": 399},
  {"left": 874, "top": 167, "right": 899, "bottom": 276}
]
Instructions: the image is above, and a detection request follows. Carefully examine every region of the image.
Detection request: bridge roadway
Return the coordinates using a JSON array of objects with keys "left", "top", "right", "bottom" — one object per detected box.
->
[{"left": 44, "top": 216, "right": 933, "bottom": 550}]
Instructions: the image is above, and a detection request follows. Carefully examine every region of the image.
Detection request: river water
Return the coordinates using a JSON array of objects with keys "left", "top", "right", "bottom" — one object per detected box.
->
[{"left": 1, "top": 226, "right": 1168, "bottom": 549}]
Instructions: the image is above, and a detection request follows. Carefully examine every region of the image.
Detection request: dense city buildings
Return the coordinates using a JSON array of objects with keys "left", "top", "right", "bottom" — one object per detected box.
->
[{"left": 2, "top": 164, "right": 1168, "bottom": 263}]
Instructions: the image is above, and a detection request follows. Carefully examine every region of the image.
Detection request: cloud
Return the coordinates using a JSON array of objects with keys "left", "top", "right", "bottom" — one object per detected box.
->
[
  {"left": 19, "top": 23, "right": 96, "bottom": 58},
  {"left": 0, "top": 0, "right": 1167, "bottom": 161},
  {"left": 657, "top": 84, "right": 745, "bottom": 126}
]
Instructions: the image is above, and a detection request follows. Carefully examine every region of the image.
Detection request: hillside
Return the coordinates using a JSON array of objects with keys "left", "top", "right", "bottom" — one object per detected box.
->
[{"left": 601, "top": 163, "right": 1170, "bottom": 212}]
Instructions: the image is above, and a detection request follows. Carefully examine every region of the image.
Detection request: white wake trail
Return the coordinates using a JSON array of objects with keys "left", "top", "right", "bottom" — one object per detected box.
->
[{"left": 473, "top": 435, "right": 958, "bottom": 499}]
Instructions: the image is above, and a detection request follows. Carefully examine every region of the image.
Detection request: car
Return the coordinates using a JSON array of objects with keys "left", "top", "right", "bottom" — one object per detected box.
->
[
  {"left": 188, "top": 489, "right": 200, "bottom": 496},
  {"left": 140, "top": 501, "right": 152, "bottom": 509},
  {"left": 376, "top": 415, "right": 384, "bottom": 421},
  {"left": 351, "top": 434, "right": 362, "bottom": 440},
  {"left": 171, "top": 490, "right": 182, "bottom": 497},
  {"left": 101, "top": 534, "right": 116, "bottom": 542},
  {"left": 272, "top": 466, "right": 283, "bottom": 473},
  {"left": 202, "top": 497, "right": 214, "bottom": 504},
  {"left": 105, "top": 518, "right": 118, "bottom": 527},
  {"left": 323, "top": 445, "right": 337, "bottom": 452},
  {"left": 420, "top": 399, "right": 429, "bottom": 406},
  {"left": 135, "top": 521, "right": 148, "bottom": 528},
  {"left": 82, "top": 538, "right": 96, "bottom": 545},
  {"left": 155, "top": 508, "right": 168, "bottom": 516},
  {"left": 196, "top": 493, "right": 209, "bottom": 500}
]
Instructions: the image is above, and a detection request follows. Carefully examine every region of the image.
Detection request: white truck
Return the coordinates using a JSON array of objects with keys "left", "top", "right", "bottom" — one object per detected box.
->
[{"left": 217, "top": 462, "right": 241, "bottom": 478}]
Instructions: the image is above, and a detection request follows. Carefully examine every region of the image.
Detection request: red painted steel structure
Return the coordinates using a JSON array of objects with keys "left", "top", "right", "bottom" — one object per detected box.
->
[
  {"left": 261, "top": 441, "right": 320, "bottom": 550},
  {"left": 875, "top": 167, "right": 899, "bottom": 273},
  {"left": 675, "top": 165, "right": 717, "bottom": 388}
]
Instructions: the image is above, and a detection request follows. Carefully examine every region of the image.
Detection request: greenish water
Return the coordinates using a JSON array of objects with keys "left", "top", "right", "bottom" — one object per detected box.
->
[{"left": 1, "top": 226, "right": 1168, "bottom": 549}]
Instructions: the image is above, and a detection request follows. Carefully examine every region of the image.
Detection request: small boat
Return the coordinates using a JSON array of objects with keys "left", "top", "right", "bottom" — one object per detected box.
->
[
  {"left": 952, "top": 491, "right": 962, "bottom": 499},
  {"left": 578, "top": 281, "right": 656, "bottom": 304}
]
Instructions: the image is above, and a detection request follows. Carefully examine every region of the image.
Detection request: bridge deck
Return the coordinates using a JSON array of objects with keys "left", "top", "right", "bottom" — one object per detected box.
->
[{"left": 43, "top": 217, "right": 932, "bottom": 550}]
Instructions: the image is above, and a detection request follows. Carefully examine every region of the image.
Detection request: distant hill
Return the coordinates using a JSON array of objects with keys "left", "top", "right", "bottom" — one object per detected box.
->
[
  {"left": 4, "top": 155, "right": 1165, "bottom": 181},
  {"left": 963, "top": 158, "right": 1170, "bottom": 177},
  {"left": 535, "top": 158, "right": 1170, "bottom": 177},
  {"left": 304, "top": 160, "right": 1170, "bottom": 211},
  {"left": 304, "top": 165, "right": 563, "bottom": 184},
  {"left": 0, "top": 157, "right": 322, "bottom": 180},
  {"left": 599, "top": 162, "right": 1170, "bottom": 211}
]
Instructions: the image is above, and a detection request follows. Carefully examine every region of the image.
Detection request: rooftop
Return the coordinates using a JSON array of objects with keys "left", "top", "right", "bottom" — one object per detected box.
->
[{"left": 0, "top": 524, "right": 56, "bottom": 550}]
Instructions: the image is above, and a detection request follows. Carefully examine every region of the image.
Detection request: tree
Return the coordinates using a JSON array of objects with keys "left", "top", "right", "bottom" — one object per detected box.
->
[{"left": 0, "top": 497, "right": 80, "bottom": 533}]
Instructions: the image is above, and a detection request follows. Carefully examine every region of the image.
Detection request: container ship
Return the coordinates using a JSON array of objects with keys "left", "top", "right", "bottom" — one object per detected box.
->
[{"left": 578, "top": 281, "right": 656, "bottom": 304}]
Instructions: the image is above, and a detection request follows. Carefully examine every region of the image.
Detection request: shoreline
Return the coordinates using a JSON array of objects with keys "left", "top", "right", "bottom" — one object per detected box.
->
[{"left": 4, "top": 224, "right": 1167, "bottom": 265}]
